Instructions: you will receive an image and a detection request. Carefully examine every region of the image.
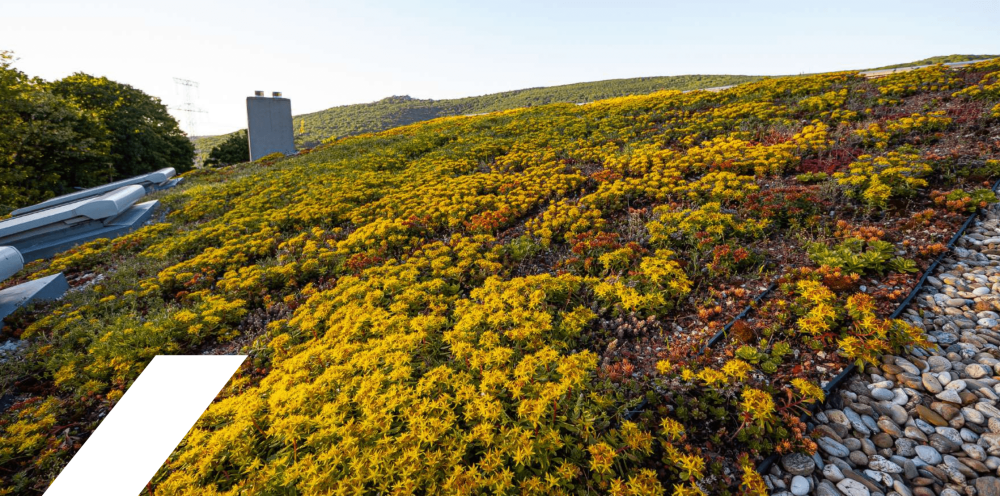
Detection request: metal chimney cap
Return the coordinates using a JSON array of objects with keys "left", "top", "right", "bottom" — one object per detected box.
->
[
  {"left": 272, "top": 91, "right": 282, "bottom": 98},
  {"left": 254, "top": 90, "right": 264, "bottom": 97}
]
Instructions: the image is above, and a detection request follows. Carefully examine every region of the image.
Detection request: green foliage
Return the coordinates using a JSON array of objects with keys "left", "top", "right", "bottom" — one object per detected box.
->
[
  {"left": 0, "top": 51, "right": 113, "bottom": 214},
  {"left": 49, "top": 73, "right": 194, "bottom": 177},
  {"left": 806, "top": 237, "right": 899, "bottom": 275},
  {"left": 501, "top": 234, "right": 544, "bottom": 262},
  {"left": 255, "top": 152, "right": 286, "bottom": 163},
  {"left": 734, "top": 341, "right": 790, "bottom": 374},
  {"left": 0, "top": 54, "right": 193, "bottom": 214},
  {"left": 834, "top": 151, "right": 932, "bottom": 211},
  {"left": 933, "top": 187, "right": 998, "bottom": 212},
  {"left": 966, "top": 188, "right": 1000, "bottom": 207},
  {"left": 204, "top": 130, "right": 249, "bottom": 166},
  {"left": 795, "top": 172, "right": 828, "bottom": 183},
  {"left": 193, "top": 74, "right": 764, "bottom": 161},
  {"left": 887, "top": 257, "right": 919, "bottom": 273}
]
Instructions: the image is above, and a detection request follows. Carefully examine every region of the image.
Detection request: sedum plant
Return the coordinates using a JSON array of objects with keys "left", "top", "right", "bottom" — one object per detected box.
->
[{"left": 833, "top": 151, "right": 932, "bottom": 211}]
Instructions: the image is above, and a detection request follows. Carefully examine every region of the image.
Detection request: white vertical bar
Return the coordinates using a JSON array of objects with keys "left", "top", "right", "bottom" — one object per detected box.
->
[{"left": 45, "top": 355, "right": 246, "bottom": 496}]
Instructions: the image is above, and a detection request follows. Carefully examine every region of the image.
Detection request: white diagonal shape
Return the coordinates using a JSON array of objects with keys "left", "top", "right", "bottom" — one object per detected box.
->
[{"left": 45, "top": 355, "right": 246, "bottom": 496}]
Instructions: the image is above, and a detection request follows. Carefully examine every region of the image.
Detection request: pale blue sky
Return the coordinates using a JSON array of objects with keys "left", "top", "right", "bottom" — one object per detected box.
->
[{"left": 3, "top": 0, "right": 997, "bottom": 136}]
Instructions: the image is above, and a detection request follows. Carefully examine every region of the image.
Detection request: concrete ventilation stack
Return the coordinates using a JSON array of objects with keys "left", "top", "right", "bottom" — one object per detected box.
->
[{"left": 246, "top": 91, "right": 295, "bottom": 161}]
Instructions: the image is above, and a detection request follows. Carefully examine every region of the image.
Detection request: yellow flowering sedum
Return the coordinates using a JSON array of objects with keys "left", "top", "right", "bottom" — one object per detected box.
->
[
  {"left": 740, "top": 388, "right": 776, "bottom": 427},
  {"left": 791, "top": 378, "right": 825, "bottom": 403},
  {"left": 853, "top": 111, "right": 951, "bottom": 148},
  {"left": 1, "top": 59, "right": 991, "bottom": 493},
  {"left": 834, "top": 152, "right": 932, "bottom": 210},
  {"left": 722, "top": 359, "right": 752, "bottom": 381}
]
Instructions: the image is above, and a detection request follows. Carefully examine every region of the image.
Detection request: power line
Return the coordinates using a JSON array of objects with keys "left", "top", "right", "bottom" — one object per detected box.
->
[{"left": 170, "top": 77, "right": 207, "bottom": 136}]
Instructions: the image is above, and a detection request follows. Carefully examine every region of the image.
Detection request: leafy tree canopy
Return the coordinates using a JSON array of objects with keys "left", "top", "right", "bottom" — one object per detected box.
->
[
  {"left": 0, "top": 53, "right": 193, "bottom": 213},
  {"left": 0, "top": 51, "right": 113, "bottom": 213},
  {"left": 49, "top": 73, "right": 194, "bottom": 178},
  {"left": 204, "top": 129, "right": 248, "bottom": 166}
]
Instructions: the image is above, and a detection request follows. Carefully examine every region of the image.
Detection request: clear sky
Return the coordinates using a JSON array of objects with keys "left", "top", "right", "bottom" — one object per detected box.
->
[{"left": 3, "top": 0, "right": 997, "bottom": 136}]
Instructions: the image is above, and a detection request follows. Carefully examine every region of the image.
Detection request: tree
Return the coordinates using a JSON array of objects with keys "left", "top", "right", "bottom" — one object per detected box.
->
[
  {"left": 49, "top": 73, "right": 194, "bottom": 179},
  {"left": 0, "top": 52, "right": 113, "bottom": 213},
  {"left": 204, "top": 129, "right": 249, "bottom": 166}
]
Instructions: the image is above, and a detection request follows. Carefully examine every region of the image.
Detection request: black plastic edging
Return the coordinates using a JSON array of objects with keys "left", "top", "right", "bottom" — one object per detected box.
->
[
  {"left": 621, "top": 281, "right": 780, "bottom": 422},
  {"left": 822, "top": 178, "right": 1000, "bottom": 396},
  {"left": 625, "top": 178, "right": 1000, "bottom": 462},
  {"left": 757, "top": 177, "right": 1000, "bottom": 474},
  {"left": 703, "top": 282, "right": 779, "bottom": 351}
]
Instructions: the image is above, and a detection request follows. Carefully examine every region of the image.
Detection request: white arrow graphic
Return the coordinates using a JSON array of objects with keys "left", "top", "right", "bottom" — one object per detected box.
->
[{"left": 45, "top": 355, "right": 247, "bottom": 496}]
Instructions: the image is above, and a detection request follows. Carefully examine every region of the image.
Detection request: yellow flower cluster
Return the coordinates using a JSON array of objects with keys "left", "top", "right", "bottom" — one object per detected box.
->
[
  {"left": 158, "top": 238, "right": 631, "bottom": 494},
  {"left": 834, "top": 152, "right": 932, "bottom": 210},
  {"left": 791, "top": 378, "right": 826, "bottom": 403},
  {"left": 660, "top": 416, "right": 686, "bottom": 442},
  {"left": 874, "top": 65, "right": 960, "bottom": 96},
  {"left": 838, "top": 293, "right": 930, "bottom": 366},
  {"left": 0, "top": 398, "right": 61, "bottom": 471},
  {"left": 796, "top": 279, "right": 838, "bottom": 336},
  {"left": 647, "top": 202, "right": 769, "bottom": 249},
  {"left": 687, "top": 171, "right": 758, "bottom": 202},
  {"left": 853, "top": 111, "right": 951, "bottom": 149},
  {"left": 798, "top": 89, "right": 858, "bottom": 123},
  {"left": 951, "top": 59, "right": 1000, "bottom": 99},
  {"left": 594, "top": 249, "right": 692, "bottom": 315},
  {"left": 740, "top": 388, "right": 776, "bottom": 427},
  {"left": 526, "top": 199, "right": 605, "bottom": 247},
  {"left": 798, "top": 89, "right": 848, "bottom": 112},
  {"left": 738, "top": 453, "right": 769, "bottom": 495},
  {"left": 3, "top": 59, "right": 992, "bottom": 493},
  {"left": 722, "top": 358, "right": 753, "bottom": 381},
  {"left": 668, "top": 121, "right": 830, "bottom": 177}
]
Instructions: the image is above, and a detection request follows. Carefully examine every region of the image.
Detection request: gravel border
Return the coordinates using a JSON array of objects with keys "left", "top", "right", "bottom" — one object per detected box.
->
[{"left": 768, "top": 203, "right": 1000, "bottom": 496}]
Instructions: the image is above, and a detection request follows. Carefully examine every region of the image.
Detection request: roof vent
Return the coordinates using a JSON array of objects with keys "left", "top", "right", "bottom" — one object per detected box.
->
[
  {"left": 254, "top": 90, "right": 264, "bottom": 97},
  {"left": 272, "top": 91, "right": 282, "bottom": 98}
]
